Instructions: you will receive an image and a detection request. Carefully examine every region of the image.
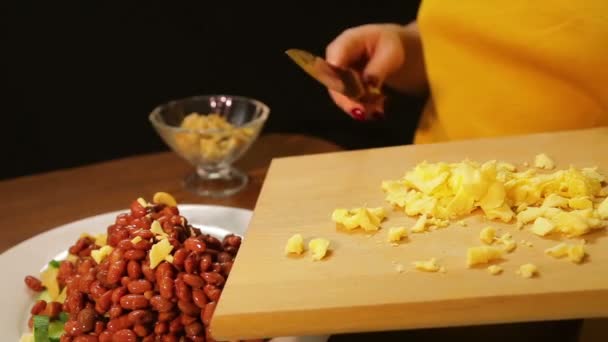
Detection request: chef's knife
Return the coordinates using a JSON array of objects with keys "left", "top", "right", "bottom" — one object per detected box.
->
[{"left": 285, "top": 48, "right": 383, "bottom": 102}]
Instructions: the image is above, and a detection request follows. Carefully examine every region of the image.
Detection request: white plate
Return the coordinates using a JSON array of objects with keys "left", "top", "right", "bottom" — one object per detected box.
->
[{"left": 0, "top": 204, "right": 329, "bottom": 342}]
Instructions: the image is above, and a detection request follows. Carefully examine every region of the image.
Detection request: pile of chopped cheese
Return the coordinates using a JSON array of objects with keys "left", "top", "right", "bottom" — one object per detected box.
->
[{"left": 381, "top": 157, "right": 608, "bottom": 237}]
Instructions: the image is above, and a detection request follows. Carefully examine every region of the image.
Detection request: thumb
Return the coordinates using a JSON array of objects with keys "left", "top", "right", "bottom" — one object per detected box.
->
[{"left": 362, "top": 31, "right": 405, "bottom": 87}]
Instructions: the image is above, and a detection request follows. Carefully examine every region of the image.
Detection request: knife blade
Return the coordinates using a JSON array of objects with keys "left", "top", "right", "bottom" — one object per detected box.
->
[{"left": 285, "top": 48, "right": 382, "bottom": 101}]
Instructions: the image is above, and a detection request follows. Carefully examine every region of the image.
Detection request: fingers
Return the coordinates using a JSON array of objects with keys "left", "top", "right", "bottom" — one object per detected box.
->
[
  {"left": 326, "top": 26, "right": 373, "bottom": 67},
  {"left": 328, "top": 89, "right": 386, "bottom": 121},
  {"left": 363, "top": 30, "right": 405, "bottom": 87}
]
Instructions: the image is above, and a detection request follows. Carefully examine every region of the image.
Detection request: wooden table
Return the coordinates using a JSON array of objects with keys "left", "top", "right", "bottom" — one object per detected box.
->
[
  {"left": 1, "top": 133, "right": 341, "bottom": 253},
  {"left": 1, "top": 133, "right": 601, "bottom": 341}
]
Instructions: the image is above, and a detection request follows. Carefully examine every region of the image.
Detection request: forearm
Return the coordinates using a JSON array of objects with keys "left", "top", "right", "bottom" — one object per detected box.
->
[{"left": 386, "top": 21, "right": 428, "bottom": 95}]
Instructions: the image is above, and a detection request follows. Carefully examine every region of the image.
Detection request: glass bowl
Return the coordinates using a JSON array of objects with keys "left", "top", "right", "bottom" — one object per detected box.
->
[{"left": 149, "top": 95, "right": 270, "bottom": 197}]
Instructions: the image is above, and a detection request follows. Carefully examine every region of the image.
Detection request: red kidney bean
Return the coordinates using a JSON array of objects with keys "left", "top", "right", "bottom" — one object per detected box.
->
[
  {"left": 180, "top": 313, "right": 198, "bottom": 326},
  {"left": 158, "top": 276, "right": 174, "bottom": 299},
  {"left": 174, "top": 278, "right": 192, "bottom": 302},
  {"left": 112, "top": 329, "right": 137, "bottom": 342},
  {"left": 78, "top": 259, "right": 95, "bottom": 275},
  {"left": 133, "top": 240, "right": 153, "bottom": 251},
  {"left": 117, "top": 240, "right": 134, "bottom": 250},
  {"left": 64, "top": 319, "right": 83, "bottom": 336},
  {"left": 107, "top": 314, "right": 133, "bottom": 332},
  {"left": 69, "top": 237, "right": 94, "bottom": 255},
  {"left": 30, "top": 300, "right": 47, "bottom": 315},
  {"left": 130, "top": 200, "right": 146, "bottom": 217},
  {"left": 66, "top": 291, "right": 84, "bottom": 314},
  {"left": 217, "top": 251, "right": 233, "bottom": 263},
  {"left": 77, "top": 307, "right": 97, "bottom": 333},
  {"left": 95, "top": 290, "right": 112, "bottom": 314},
  {"left": 156, "top": 262, "right": 173, "bottom": 279},
  {"left": 157, "top": 310, "right": 178, "bottom": 322},
  {"left": 112, "top": 287, "right": 128, "bottom": 304},
  {"left": 107, "top": 260, "right": 127, "bottom": 284},
  {"left": 44, "top": 301, "right": 63, "bottom": 319},
  {"left": 141, "top": 261, "right": 156, "bottom": 283},
  {"left": 108, "top": 228, "right": 129, "bottom": 247},
  {"left": 184, "top": 238, "right": 207, "bottom": 253},
  {"left": 73, "top": 336, "right": 98, "bottom": 342},
  {"left": 202, "top": 272, "right": 225, "bottom": 287},
  {"left": 154, "top": 321, "right": 168, "bottom": 335},
  {"left": 211, "top": 262, "right": 222, "bottom": 273},
  {"left": 149, "top": 295, "right": 175, "bottom": 312},
  {"left": 120, "top": 276, "right": 131, "bottom": 288},
  {"left": 221, "top": 261, "right": 233, "bottom": 276},
  {"left": 201, "top": 301, "right": 216, "bottom": 326},
  {"left": 161, "top": 334, "right": 179, "bottom": 342},
  {"left": 132, "top": 217, "right": 151, "bottom": 229},
  {"left": 169, "top": 316, "right": 184, "bottom": 333},
  {"left": 108, "top": 304, "right": 123, "bottom": 319},
  {"left": 119, "top": 294, "right": 149, "bottom": 310},
  {"left": 116, "top": 213, "right": 130, "bottom": 225},
  {"left": 127, "top": 279, "right": 152, "bottom": 294},
  {"left": 185, "top": 322, "right": 205, "bottom": 337},
  {"left": 192, "top": 289, "right": 208, "bottom": 309},
  {"left": 224, "top": 245, "right": 238, "bottom": 255},
  {"left": 127, "top": 309, "right": 154, "bottom": 325},
  {"left": 143, "top": 290, "right": 154, "bottom": 300},
  {"left": 199, "top": 254, "right": 213, "bottom": 273},
  {"left": 191, "top": 336, "right": 206, "bottom": 342},
  {"left": 203, "top": 235, "right": 222, "bottom": 249},
  {"left": 131, "top": 229, "right": 154, "bottom": 240},
  {"left": 24, "top": 275, "right": 45, "bottom": 292},
  {"left": 94, "top": 321, "right": 105, "bottom": 335},
  {"left": 127, "top": 260, "right": 142, "bottom": 280},
  {"left": 223, "top": 234, "right": 241, "bottom": 248},
  {"left": 169, "top": 215, "right": 183, "bottom": 226},
  {"left": 78, "top": 244, "right": 96, "bottom": 257},
  {"left": 173, "top": 248, "right": 189, "bottom": 268},
  {"left": 58, "top": 261, "right": 75, "bottom": 287},
  {"left": 204, "top": 284, "right": 221, "bottom": 302},
  {"left": 183, "top": 274, "right": 205, "bottom": 288},
  {"left": 98, "top": 331, "right": 112, "bottom": 342},
  {"left": 124, "top": 249, "right": 146, "bottom": 260},
  {"left": 133, "top": 324, "right": 150, "bottom": 337},
  {"left": 184, "top": 253, "right": 198, "bottom": 274},
  {"left": 177, "top": 300, "right": 201, "bottom": 316},
  {"left": 89, "top": 280, "right": 106, "bottom": 299}
]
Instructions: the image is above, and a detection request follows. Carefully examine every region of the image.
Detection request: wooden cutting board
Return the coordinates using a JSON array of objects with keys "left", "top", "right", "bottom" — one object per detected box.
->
[{"left": 212, "top": 127, "right": 608, "bottom": 340}]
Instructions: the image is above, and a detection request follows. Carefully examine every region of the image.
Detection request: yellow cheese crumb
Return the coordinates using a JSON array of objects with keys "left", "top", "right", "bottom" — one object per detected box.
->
[
  {"left": 518, "top": 263, "right": 538, "bottom": 278},
  {"left": 496, "top": 233, "right": 517, "bottom": 253},
  {"left": 413, "top": 258, "right": 441, "bottom": 272},
  {"left": 387, "top": 227, "right": 408, "bottom": 243},
  {"left": 569, "top": 197, "right": 593, "bottom": 210},
  {"left": 331, "top": 207, "right": 386, "bottom": 231},
  {"left": 152, "top": 192, "right": 178, "bottom": 207},
  {"left": 131, "top": 236, "right": 143, "bottom": 244},
  {"left": 411, "top": 214, "right": 428, "bottom": 233},
  {"left": 598, "top": 197, "right": 608, "bottom": 219},
  {"left": 137, "top": 197, "right": 148, "bottom": 207},
  {"left": 487, "top": 265, "right": 503, "bottom": 275},
  {"left": 568, "top": 245, "right": 586, "bottom": 264},
  {"left": 285, "top": 234, "right": 305, "bottom": 255},
  {"left": 545, "top": 243, "right": 569, "bottom": 258},
  {"left": 531, "top": 217, "right": 555, "bottom": 236},
  {"left": 479, "top": 226, "right": 496, "bottom": 245},
  {"left": 394, "top": 263, "right": 405, "bottom": 273},
  {"left": 94, "top": 234, "right": 107, "bottom": 247},
  {"left": 534, "top": 153, "right": 555, "bottom": 170},
  {"left": 91, "top": 245, "right": 114, "bottom": 264},
  {"left": 164, "top": 255, "right": 174, "bottom": 263},
  {"left": 149, "top": 239, "right": 174, "bottom": 269},
  {"left": 457, "top": 220, "right": 467, "bottom": 227},
  {"left": 150, "top": 220, "right": 168, "bottom": 237},
  {"left": 309, "top": 238, "right": 330, "bottom": 261},
  {"left": 467, "top": 246, "right": 504, "bottom": 267}
]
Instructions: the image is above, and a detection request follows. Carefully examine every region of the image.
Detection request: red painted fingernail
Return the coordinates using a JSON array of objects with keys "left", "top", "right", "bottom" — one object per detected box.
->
[{"left": 350, "top": 108, "right": 366, "bottom": 121}]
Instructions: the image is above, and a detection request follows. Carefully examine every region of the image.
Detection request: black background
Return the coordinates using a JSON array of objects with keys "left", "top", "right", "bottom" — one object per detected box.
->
[{"left": 2, "top": 1, "right": 424, "bottom": 180}]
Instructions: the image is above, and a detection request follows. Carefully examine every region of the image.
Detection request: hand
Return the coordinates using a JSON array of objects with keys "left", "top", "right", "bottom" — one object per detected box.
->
[{"left": 325, "top": 22, "right": 426, "bottom": 120}]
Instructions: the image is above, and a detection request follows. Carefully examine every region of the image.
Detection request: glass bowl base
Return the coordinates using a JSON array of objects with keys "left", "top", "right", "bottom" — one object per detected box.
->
[{"left": 183, "top": 166, "right": 248, "bottom": 198}]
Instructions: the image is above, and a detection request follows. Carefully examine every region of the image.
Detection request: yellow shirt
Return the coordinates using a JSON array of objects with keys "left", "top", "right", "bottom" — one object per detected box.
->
[{"left": 414, "top": 0, "right": 608, "bottom": 144}]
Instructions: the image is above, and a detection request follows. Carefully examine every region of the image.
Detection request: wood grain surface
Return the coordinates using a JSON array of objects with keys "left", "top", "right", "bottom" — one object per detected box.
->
[{"left": 213, "top": 127, "right": 608, "bottom": 340}]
